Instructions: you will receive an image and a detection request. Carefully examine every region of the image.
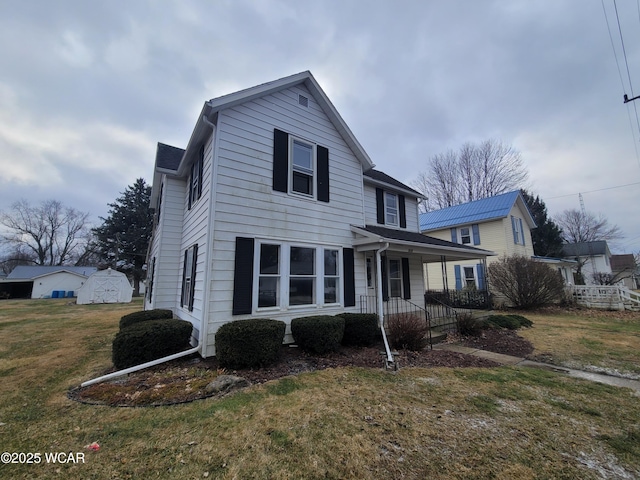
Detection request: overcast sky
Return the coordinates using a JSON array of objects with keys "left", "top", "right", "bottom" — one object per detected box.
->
[{"left": 1, "top": 0, "right": 639, "bottom": 254}]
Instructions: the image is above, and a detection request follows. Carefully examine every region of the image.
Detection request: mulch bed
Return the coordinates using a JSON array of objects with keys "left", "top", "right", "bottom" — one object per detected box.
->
[{"left": 70, "top": 329, "right": 533, "bottom": 407}]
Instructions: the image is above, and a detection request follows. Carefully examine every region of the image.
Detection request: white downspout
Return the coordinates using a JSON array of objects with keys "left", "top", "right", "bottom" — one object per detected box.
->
[
  {"left": 375, "top": 242, "right": 395, "bottom": 368},
  {"left": 80, "top": 345, "right": 201, "bottom": 387}
]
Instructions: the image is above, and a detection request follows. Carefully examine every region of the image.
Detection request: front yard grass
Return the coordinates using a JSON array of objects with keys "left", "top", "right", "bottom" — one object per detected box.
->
[
  {"left": 520, "top": 308, "right": 640, "bottom": 377},
  {"left": 0, "top": 300, "right": 639, "bottom": 479}
]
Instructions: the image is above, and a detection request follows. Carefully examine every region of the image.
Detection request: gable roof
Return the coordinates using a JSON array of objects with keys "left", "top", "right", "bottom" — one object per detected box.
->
[
  {"left": 363, "top": 169, "right": 424, "bottom": 198},
  {"left": 156, "top": 142, "right": 184, "bottom": 172},
  {"left": 610, "top": 254, "right": 637, "bottom": 270},
  {"left": 562, "top": 241, "right": 610, "bottom": 257},
  {"left": 419, "top": 190, "right": 536, "bottom": 231},
  {"left": 175, "top": 70, "right": 374, "bottom": 178},
  {"left": 7, "top": 266, "right": 97, "bottom": 280}
]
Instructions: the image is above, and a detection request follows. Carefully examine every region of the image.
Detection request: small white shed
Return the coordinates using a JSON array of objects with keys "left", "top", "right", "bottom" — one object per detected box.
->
[{"left": 76, "top": 268, "right": 133, "bottom": 305}]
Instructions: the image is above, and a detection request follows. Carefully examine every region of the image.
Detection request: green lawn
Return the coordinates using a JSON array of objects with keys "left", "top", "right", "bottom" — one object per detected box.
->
[{"left": 1, "top": 300, "right": 639, "bottom": 479}]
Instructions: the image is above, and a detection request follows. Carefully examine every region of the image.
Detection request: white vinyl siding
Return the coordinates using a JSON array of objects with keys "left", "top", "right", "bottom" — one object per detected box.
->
[
  {"left": 363, "top": 184, "right": 421, "bottom": 231},
  {"left": 205, "top": 85, "right": 367, "bottom": 353}
]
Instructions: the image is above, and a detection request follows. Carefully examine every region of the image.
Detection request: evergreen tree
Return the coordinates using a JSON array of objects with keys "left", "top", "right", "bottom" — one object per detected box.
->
[
  {"left": 93, "top": 178, "right": 152, "bottom": 296},
  {"left": 521, "top": 190, "right": 564, "bottom": 258}
]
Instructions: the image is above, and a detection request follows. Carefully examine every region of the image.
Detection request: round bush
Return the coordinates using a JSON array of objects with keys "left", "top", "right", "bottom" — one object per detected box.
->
[
  {"left": 112, "top": 319, "right": 193, "bottom": 369},
  {"left": 336, "top": 313, "right": 379, "bottom": 346},
  {"left": 291, "top": 315, "right": 345, "bottom": 354},
  {"left": 215, "top": 319, "right": 286, "bottom": 369},
  {"left": 119, "top": 309, "right": 173, "bottom": 330}
]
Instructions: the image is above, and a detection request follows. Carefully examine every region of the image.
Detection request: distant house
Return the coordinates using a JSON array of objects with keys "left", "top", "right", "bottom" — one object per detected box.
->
[
  {"left": 420, "top": 191, "right": 576, "bottom": 295},
  {"left": 610, "top": 254, "right": 638, "bottom": 289},
  {"left": 145, "top": 70, "right": 493, "bottom": 358},
  {"left": 0, "top": 266, "right": 97, "bottom": 299},
  {"left": 562, "top": 241, "right": 612, "bottom": 285}
]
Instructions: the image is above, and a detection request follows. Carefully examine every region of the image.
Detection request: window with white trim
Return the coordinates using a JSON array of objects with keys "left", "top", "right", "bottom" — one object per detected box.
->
[
  {"left": 463, "top": 266, "right": 476, "bottom": 288},
  {"left": 290, "top": 246, "right": 316, "bottom": 305},
  {"left": 512, "top": 216, "right": 524, "bottom": 245},
  {"left": 291, "top": 138, "right": 315, "bottom": 196},
  {"left": 388, "top": 258, "right": 402, "bottom": 297},
  {"left": 258, "top": 244, "right": 280, "bottom": 308},
  {"left": 385, "top": 192, "right": 398, "bottom": 226},
  {"left": 324, "top": 249, "right": 339, "bottom": 304},
  {"left": 254, "top": 241, "right": 342, "bottom": 311},
  {"left": 460, "top": 227, "right": 471, "bottom": 245}
]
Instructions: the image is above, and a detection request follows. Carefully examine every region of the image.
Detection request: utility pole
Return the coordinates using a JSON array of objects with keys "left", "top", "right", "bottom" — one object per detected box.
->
[{"left": 579, "top": 193, "right": 596, "bottom": 284}]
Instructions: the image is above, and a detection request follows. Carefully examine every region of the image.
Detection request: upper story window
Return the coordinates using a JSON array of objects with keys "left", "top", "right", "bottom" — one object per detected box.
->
[
  {"left": 451, "top": 224, "right": 480, "bottom": 245},
  {"left": 460, "top": 227, "right": 471, "bottom": 245},
  {"left": 273, "top": 129, "right": 330, "bottom": 202},
  {"left": 511, "top": 216, "right": 525, "bottom": 245},
  {"left": 376, "top": 188, "right": 406, "bottom": 228},
  {"left": 188, "top": 145, "right": 204, "bottom": 210},
  {"left": 291, "top": 138, "right": 315, "bottom": 196},
  {"left": 385, "top": 193, "right": 398, "bottom": 226}
]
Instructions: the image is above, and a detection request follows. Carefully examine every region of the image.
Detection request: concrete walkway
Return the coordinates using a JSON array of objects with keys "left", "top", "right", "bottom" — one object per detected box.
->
[{"left": 433, "top": 343, "right": 640, "bottom": 394}]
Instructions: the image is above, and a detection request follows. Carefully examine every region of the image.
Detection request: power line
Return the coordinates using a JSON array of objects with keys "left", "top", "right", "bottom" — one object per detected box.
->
[
  {"left": 603, "top": 0, "right": 640, "bottom": 169},
  {"left": 546, "top": 181, "right": 640, "bottom": 200}
]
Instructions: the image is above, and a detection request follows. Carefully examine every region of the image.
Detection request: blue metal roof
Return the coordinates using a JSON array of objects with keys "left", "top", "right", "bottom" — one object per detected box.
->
[{"left": 420, "top": 191, "right": 527, "bottom": 231}]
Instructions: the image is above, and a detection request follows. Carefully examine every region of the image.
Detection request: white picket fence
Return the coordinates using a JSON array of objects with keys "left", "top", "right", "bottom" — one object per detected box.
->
[{"left": 568, "top": 285, "right": 640, "bottom": 311}]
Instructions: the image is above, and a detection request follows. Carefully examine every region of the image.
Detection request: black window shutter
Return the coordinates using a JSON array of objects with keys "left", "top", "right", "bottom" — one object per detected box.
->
[
  {"left": 180, "top": 249, "right": 188, "bottom": 307},
  {"left": 401, "top": 257, "right": 411, "bottom": 299},
  {"left": 376, "top": 188, "right": 385, "bottom": 224},
  {"left": 188, "top": 244, "right": 198, "bottom": 311},
  {"left": 343, "top": 248, "right": 355, "bottom": 307},
  {"left": 317, "top": 145, "right": 329, "bottom": 202},
  {"left": 273, "top": 129, "right": 289, "bottom": 193},
  {"left": 187, "top": 170, "right": 193, "bottom": 210},
  {"left": 381, "top": 255, "right": 389, "bottom": 301},
  {"left": 198, "top": 145, "right": 204, "bottom": 198},
  {"left": 232, "top": 237, "right": 255, "bottom": 315},
  {"left": 399, "top": 195, "right": 406, "bottom": 228}
]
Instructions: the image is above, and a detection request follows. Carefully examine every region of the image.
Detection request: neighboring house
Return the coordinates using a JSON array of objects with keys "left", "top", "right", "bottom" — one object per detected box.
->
[
  {"left": 419, "top": 191, "right": 537, "bottom": 291},
  {"left": 145, "top": 70, "right": 492, "bottom": 358},
  {"left": 562, "top": 241, "right": 612, "bottom": 285},
  {"left": 0, "top": 266, "right": 97, "bottom": 299},
  {"left": 609, "top": 254, "right": 638, "bottom": 289}
]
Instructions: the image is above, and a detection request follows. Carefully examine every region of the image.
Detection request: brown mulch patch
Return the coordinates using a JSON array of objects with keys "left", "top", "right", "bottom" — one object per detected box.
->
[
  {"left": 457, "top": 328, "right": 535, "bottom": 358},
  {"left": 70, "top": 329, "right": 533, "bottom": 407}
]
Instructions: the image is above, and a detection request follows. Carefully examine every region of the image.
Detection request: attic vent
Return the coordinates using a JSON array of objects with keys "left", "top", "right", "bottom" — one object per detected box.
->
[{"left": 298, "top": 94, "right": 309, "bottom": 107}]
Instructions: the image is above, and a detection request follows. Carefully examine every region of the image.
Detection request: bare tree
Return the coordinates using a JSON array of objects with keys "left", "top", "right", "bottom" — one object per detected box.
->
[
  {"left": 554, "top": 209, "right": 623, "bottom": 244},
  {"left": 0, "top": 199, "right": 91, "bottom": 266},
  {"left": 412, "top": 139, "right": 528, "bottom": 211}
]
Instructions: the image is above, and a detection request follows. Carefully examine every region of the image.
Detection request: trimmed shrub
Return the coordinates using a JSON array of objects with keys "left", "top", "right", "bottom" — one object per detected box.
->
[
  {"left": 387, "top": 313, "right": 428, "bottom": 351},
  {"left": 291, "top": 316, "right": 345, "bottom": 354},
  {"left": 215, "top": 319, "right": 286, "bottom": 369},
  {"left": 112, "top": 319, "right": 193, "bottom": 369},
  {"left": 336, "top": 313, "right": 379, "bottom": 346},
  {"left": 119, "top": 309, "right": 173, "bottom": 330},
  {"left": 486, "top": 314, "right": 532, "bottom": 330},
  {"left": 456, "top": 313, "right": 483, "bottom": 336}
]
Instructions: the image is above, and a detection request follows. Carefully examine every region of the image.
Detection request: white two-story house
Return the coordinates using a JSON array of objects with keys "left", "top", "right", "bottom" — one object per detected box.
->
[{"left": 145, "top": 71, "right": 492, "bottom": 357}]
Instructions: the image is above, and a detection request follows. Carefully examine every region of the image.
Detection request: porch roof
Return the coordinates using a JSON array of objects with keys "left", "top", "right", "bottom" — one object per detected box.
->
[{"left": 351, "top": 225, "right": 496, "bottom": 262}]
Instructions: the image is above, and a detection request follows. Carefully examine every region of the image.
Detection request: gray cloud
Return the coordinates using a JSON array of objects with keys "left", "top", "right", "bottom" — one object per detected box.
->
[{"left": 0, "top": 0, "right": 638, "bottom": 252}]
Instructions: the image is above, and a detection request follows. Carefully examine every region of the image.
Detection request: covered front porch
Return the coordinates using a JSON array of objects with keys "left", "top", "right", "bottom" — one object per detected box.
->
[{"left": 351, "top": 225, "right": 495, "bottom": 354}]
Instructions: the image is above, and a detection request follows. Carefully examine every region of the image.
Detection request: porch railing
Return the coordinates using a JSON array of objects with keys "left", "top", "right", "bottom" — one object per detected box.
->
[
  {"left": 425, "top": 289, "right": 491, "bottom": 309},
  {"left": 568, "top": 285, "right": 640, "bottom": 311},
  {"left": 359, "top": 295, "right": 435, "bottom": 349}
]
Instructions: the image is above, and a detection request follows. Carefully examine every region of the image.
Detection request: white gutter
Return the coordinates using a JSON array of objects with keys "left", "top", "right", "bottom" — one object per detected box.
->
[
  {"left": 199, "top": 113, "right": 217, "bottom": 357},
  {"left": 80, "top": 345, "right": 201, "bottom": 388},
  {"left": 375, "top": 242, "right": 395, "bottom": 368}
]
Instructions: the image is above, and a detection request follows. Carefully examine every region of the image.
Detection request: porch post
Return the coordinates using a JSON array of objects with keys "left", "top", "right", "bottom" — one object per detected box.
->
[{"left": 440, "top": 255, "right": 448, "bottom": 291}]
